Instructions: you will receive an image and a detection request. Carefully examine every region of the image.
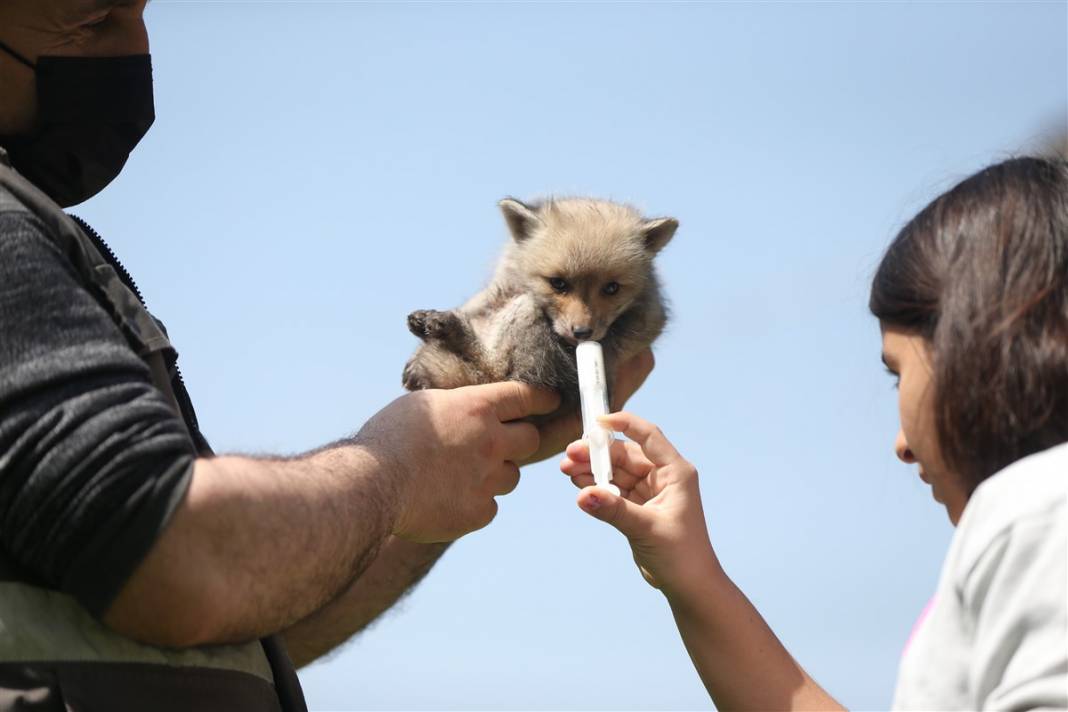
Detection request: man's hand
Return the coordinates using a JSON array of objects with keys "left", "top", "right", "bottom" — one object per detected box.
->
[
  {"left": 520, "top": 348, "right": 655, "bottom": 466},
  {"left": 356, "top": 381, "right": 560, "bottom": 543}
]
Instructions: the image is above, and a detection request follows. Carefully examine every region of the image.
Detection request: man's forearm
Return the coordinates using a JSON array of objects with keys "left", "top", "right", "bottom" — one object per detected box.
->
[
  {"left": 104, "top": 443, "right": 402, "bottom": 648},
  {"left": 282, "top": 536, "right": 450, "bottom": 667}
]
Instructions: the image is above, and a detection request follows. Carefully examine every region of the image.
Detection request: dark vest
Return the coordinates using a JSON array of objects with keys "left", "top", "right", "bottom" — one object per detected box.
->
[{"left": 0, "top": 147, "right": 307, "bottom": 712}]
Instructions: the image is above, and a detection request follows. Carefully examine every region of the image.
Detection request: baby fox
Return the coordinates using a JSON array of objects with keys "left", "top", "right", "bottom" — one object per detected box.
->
[{"left": 402, "top": 196, "right": 677, "bottom": 416}]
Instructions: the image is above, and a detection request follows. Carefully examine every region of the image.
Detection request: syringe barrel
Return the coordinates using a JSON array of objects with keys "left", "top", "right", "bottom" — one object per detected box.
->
[{"left": 576, "top": 341, "right": 614, "bottom": 489}]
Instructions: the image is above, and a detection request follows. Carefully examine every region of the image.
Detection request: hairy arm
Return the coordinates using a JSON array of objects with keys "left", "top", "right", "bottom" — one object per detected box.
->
[
  {"left": 281, "top": 536, "right": 449, "bottom": 667},
  {"left": 105, "top": 380, "right": 555, "bottom": 649},
  {"left": 104, "top": 445, "right": 402, "bottom": 647}
]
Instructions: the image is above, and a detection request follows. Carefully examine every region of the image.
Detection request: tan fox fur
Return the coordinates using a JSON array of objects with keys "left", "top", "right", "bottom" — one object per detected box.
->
[{"left": 402, "top": 196, "right": 677, "bottom": 416}]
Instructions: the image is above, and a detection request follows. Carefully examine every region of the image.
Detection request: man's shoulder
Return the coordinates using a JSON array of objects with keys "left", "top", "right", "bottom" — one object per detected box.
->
[
  {"left": 0, "top": 150, "right": 30, "bottom": 214},
  {"left": 0, "top": 164, "right": 60, "bottom": 249},
  {"left": 0, "top": 180, "right": 33, "bottom": 216},
  {"left": 0, "top": 181, "right": 54, "bottom": 253}
]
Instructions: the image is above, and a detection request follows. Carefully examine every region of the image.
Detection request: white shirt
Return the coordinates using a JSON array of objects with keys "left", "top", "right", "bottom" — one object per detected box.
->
[{"left": 892, "top": 442, "right": 1068, "bottom": 710}]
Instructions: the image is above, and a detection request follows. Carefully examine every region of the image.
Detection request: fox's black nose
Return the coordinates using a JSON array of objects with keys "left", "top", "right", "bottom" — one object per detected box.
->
[{"left": 572, "top": 326, "right": 593, "bottom": 340}]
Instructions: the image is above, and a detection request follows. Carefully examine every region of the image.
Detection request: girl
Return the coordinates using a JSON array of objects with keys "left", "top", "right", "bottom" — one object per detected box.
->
[{"left": 562, "top": 156, "right": 1068, "bottom": 711}]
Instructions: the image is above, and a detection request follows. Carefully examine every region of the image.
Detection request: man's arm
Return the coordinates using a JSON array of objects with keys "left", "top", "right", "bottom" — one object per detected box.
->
[
  {"left": 103, "top": 445, "right": 399, "bottom": 648},
  {"left": 282, "top": 536, "right": 449, "bottom": 667},
  {"left": 103, "top": 382, "right": 558, "bottom": 648}
]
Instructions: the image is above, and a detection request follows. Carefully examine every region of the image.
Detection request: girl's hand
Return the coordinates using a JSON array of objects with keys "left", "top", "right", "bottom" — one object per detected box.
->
[
  {"left": 563, "top": 413, "right": 844, "bottom": 712},
  {"left": 560, "top": 411, "right": 719, "bottom": 596}
]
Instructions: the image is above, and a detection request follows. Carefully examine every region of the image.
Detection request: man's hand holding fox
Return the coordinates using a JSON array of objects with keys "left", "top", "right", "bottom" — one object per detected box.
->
[{"left": 358, "top": 381, "right": 560, "bottom": 542}]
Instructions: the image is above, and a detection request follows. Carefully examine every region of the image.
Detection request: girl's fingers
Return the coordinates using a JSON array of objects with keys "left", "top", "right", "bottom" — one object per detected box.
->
[
  {"left": 569, "top": 475, "right": 634, "bottom": 500},
  {"left": 598, "top": 412, "right": 684, "bottom": 468},
  {"left": 562, "top": 465, "right": 642, "bottom": 491},
  {"left": 559, "top": 454, "right": 644, "bottom": 491},
  {"left": 569, "top": 474, "right": 595, "bottom": 489},
  {"left": 564, "top": 438, "right": 655, "bottom": 475}
]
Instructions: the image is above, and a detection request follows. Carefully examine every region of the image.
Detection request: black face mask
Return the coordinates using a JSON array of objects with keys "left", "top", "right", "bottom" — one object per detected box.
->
[{"left": 0, "top": 40, "right": 154, "bottom": 207}]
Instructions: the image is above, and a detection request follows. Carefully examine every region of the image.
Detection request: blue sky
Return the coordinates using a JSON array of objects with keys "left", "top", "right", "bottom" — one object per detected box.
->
[{"left": 79, "top": 1, "right": 1066, "bottom": 709}]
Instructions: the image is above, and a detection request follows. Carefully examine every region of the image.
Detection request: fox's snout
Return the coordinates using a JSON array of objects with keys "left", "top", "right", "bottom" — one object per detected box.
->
[
  {"left": 551, "top": 298, "right": 611, "bottom": 344},
  {"left": 554, "top": 321, "right": 599, "bottom": 345}
]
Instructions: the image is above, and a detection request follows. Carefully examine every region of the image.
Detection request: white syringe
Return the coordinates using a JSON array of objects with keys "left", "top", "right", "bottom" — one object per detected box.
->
[{"left": 576, "top": 341, "right": 620, "bottom": 496}]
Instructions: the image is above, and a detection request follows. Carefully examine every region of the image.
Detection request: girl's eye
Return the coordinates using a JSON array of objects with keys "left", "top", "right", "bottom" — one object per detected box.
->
[
  {"left": 885, "top": 367, "right": 900, "bottom": 390},
  {"left": 548, "top": 277, "right": 569, "bottom": 293},
  {"left": 602, "top": 281, "right": 620, "bottom": 296}
]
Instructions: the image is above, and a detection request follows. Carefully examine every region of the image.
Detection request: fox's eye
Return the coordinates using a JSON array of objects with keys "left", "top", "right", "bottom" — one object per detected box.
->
[
  {"left": 548, "top": 277, "right": 569, "bottom": 293},
  {"left": 602, "top": 281, "right": 620, "bottom": 296}
]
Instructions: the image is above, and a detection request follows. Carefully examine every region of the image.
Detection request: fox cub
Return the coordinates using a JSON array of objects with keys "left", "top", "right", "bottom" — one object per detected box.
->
[{"left": 402, "top": 196, "right": 676, "bottom": 416}]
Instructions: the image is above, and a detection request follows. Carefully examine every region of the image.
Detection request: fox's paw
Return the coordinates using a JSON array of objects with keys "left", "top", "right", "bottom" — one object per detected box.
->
[
  {"left": 401, "top": 363, "right": 422, "bottom": 390},
  {"left": 402, "top": 359, "right": 433, "bottom": 391},
  {"left": 407, "top": 309, "right": 462, "bottom": 342}
]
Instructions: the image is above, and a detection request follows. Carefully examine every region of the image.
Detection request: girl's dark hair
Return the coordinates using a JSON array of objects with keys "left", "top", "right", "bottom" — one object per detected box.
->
[{"left": 870, "top": 156, "right": 1068, "bottom": 492}]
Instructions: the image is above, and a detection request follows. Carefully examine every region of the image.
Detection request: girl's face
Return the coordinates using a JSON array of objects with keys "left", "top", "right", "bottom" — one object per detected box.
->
[{"left": 881, "top": 327, "right": 970, "bottom": 524}]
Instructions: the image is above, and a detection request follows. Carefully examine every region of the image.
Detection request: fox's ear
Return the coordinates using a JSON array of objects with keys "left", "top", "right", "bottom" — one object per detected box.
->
[
  {"left": 499, "top": 197, "right": 541, "bottom": 242},
  {"left": 641, "top": 217, "right": 678, "bottom": 254}
]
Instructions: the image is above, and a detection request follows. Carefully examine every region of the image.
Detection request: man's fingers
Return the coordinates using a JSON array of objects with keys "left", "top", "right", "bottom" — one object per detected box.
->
[
  {"left": 500, "top": 421, "right": 540, "bottom": 462},
  {"left": 518, "top": 411, "right": 583, "bottom": 467},
  {"left": 491, "top": 462, "right": 521, "bottom": 496},
  {"left": 477, "top": 381, "right": 560, "bottom": 422},
  {"left": 610, "top": 348, "right": 655, "bottom": 410},
  {"left": 473, "top": 498, "right": 499, "bottom": 532},
  {"left": 598, "top": 412, "right": 682, "bottom": 468}
]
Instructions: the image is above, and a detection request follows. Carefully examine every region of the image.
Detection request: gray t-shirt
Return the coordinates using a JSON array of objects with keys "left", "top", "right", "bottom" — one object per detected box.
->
[
  {"left": 892, "top": 443, "right": 1068, "bottom": 710},
  {"left": 0, "top": 188, "right": 194, "bottom": 617}
]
